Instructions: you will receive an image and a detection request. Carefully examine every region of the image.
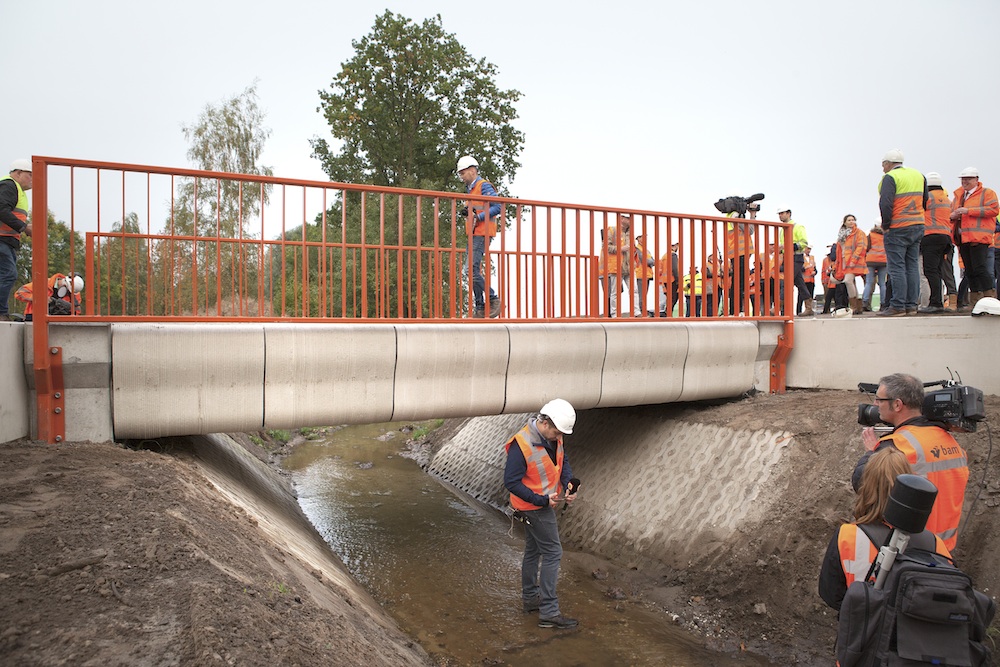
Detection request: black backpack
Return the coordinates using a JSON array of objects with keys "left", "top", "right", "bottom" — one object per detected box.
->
[{"left": 836, "top": 526, "right": 995, "bottom": 667}]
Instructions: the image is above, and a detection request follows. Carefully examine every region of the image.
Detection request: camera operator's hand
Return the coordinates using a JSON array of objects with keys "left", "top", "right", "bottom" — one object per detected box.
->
[{"left": 862, "top": 426, "right": 880, "bottom": 451}]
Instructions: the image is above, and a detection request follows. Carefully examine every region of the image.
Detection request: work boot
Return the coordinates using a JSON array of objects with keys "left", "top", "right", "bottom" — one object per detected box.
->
[
  {"left": 488, "top": 297, "right": 502, "bottom": 318},
  {"left": 538, "top": 614, "right": 578, "bottom": 629},
  {"left": 849, "top": 297, "right": 863, "bottom": 315},
  {"left": 801, "top": 298, "right": 815, "bottom": 316},
  {"left": 472, "top": 307, "right": 485, "bottom": 319},
  {"left": 876, "top": 306, "right": 906, "bottom": 317},
  {"left": 943, "top": 295, "right": 956, "bottom": 312},
  {"left": 0, "top": 313, "right": 11, "bottom": 322},
  {"left": 918, "top": 304, "right": 944, "bottom": 314},
  {"left": 984, "top": 289, "right": 997, "bottom": 299},
  {"left": 862, "top": 300, "right": 872, "bottom": 312},
  {"left": 970, "top": 291, "right": 984, "bottom": 312}
]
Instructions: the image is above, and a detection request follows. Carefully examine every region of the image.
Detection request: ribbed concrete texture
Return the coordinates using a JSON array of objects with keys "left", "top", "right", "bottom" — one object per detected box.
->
[{"left": 427, "top": 405, "right": 793, "bottom": 569}]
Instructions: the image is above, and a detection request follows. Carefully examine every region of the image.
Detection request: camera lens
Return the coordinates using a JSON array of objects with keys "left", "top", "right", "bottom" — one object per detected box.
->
[{"left": 857, "top": 403, "right": 882, "bottom": 427}]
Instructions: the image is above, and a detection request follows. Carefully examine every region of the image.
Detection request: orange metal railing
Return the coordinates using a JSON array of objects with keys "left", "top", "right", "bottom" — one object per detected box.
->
[{"left": 25, "top": 156, "right": 795, "bottom": 441}]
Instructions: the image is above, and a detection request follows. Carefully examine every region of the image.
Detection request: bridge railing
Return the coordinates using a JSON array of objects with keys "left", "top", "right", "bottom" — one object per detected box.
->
[{"left": 25, "top": 156, "right": 795, "bottom": 441}]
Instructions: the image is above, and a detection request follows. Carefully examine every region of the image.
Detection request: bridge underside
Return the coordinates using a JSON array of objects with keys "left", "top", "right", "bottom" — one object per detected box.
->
[{"left": 8, "top": 321, "right": 783, "bottom": 441}]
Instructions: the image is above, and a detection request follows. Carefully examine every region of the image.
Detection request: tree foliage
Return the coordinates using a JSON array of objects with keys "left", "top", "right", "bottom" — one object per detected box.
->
[{"left": 310, "top": 11, "right": 524, "bottom": 192}]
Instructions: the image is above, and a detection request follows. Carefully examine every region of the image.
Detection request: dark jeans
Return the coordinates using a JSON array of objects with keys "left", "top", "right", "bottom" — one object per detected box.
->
[
  {"left": 521, "top": 506, "right": 563, "bottom": 619},
  {"left": 468, "top": 235, "right": 497, "bottom": 310},
  {"left": 793, "top": 253, "right": 809, "bottom": 312},
  {"left": 959, "top": 242, "right": 992, "bottom": 293},
  {"left": 728, "top": 256, "right": 749, "bottom": 315},
  {"left": 920, "top": 233, "right": 952, "bottom": 307},
  {"left": 942, "top": 246, "right": 957, "bottom": 296},
  {"left": 884, "top": 224, "right": 924, "bottom": 309},
  {"left": 0, "top": 242, "right": 17, "bottom": 316}
]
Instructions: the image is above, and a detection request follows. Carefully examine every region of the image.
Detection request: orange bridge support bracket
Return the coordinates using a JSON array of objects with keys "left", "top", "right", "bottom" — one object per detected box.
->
[
  {"left": 769, "top": 321, "right": 794, "bottom": 394},
  {"left": 34, "top": 345, "right": 66, "bottom": 444}
]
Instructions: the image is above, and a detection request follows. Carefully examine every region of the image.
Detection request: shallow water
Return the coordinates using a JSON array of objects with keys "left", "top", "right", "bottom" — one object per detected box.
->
[{"left": 283, "top": 422, "right": 773, "bottom": 666}]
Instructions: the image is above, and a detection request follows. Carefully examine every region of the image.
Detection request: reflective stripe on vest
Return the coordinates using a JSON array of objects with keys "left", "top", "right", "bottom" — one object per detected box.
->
[
  {"left": 924, "top": 189, "right": 953, "bottom": 237},
  {"left": 838, "top": 524, "right": 877, "bottom": 587},
  {"left": 865, "top": 232, "right": 886, "bottom": 264},
  {"left": 506, "top": 424, "right": 564, "bottom": 512},
  {"left": 725, "top": 213, "right": 754, "bottom": 259},
  {"left": 0, "top": 175, "right": 28, "bottom": 238},
  {"left": 880, "top": 167, "right": 925, "bottom": 228},
  {"left": 466, "top": 178, "right": 497, "bottom": 237}
]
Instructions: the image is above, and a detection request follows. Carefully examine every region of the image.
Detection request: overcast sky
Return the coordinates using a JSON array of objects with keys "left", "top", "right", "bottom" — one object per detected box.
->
[{"left": 7, "top": 0, "right": 1000, "bottom": 252}]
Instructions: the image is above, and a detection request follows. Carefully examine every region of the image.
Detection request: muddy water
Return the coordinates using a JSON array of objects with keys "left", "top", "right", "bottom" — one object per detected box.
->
[{"left": 283, "top": 422, "right": 773, "bottom": 667}]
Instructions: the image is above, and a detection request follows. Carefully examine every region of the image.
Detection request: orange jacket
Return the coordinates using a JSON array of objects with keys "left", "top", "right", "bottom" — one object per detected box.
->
[
  {"left": 865, "top": 230, "right": 886, "bottom": 265},
  {"left": 632, "top": 239, "right": 656, "bottom": 280},
  {"left": 464, "top": 178, "right": 498, "bottom": 237},
  {"left": 822, "top": 256, "right": 837, "bottom": 289},
  {"left": 505, "top": 424, "right": 565, "bottom": 512},
  {"left": 951, "top": 184, "right": 999, "bottom": 246},
  {"left": 924, "top": 189, "right": 953, "bottom": 238},
  {"left": 836, "top": 227, "right": 868, "bottom": 277},
  {"left": 601, "top": 225, "right": 631, "bottom": 275},
  {"left": 879, "top": 424, "right": 968, "bottom": 551},
  {"left": 879, "top": 166, "right": 926, "bottom": 229},
  {"left": 14, "top": 273, "right": 81, "bottom": 316},
  {"left": 724, "top": 214, "right": 754, "bottom": 259},
  {"left": 836, "top": 523, "right": 950, "bottom": 588}
]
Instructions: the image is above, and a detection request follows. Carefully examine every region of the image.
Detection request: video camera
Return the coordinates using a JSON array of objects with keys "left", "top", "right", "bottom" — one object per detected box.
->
[
  {"left": 857, "top": 371, "right": 986, "bottom": 433},
  {"left": 714, "top": 193, "right": 765, "bottom": 219}
]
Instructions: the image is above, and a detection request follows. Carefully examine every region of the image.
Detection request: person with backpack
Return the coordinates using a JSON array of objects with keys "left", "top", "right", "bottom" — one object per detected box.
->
[{"left": 819, "top": 447, "right": 949, "bottom": 610}]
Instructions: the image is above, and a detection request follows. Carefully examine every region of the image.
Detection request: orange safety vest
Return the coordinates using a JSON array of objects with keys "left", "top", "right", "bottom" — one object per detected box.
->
[
  {"left": 633, "top": 240, "right": 656, "bottom": 280},
  {"left": 803, "top": 254, "right": 816, "bottom": 281},
  {"left": 836, "top": 227, "right": 868, "bottom": 276},
  {"left": 601, "top": 225, "right": 631, "bottom": 274},
  {"left": 465, "top": 178, "right": 498, "bottom": 238},
  {"left": 0, "top": 175, "right": 28, "bottom": 240},
  {"left": 951, "top": 184, "right": 999, "bottom": 246},
  {"left": 822, "top": 256, "right": 837, "bottom": 289},
  {"left": 924, "top": 189, "right": 953, "bottom": 238},
  {"left": 14, "top": 273, "right": 80, "bottom": 316},
  {"left": 504, "top": 423, "right": 565, "bottom": 512},
  {"left": 837, "top": 523, "right": 950, "bottom": 588},
  {"left": 724, "top": 214, "right": 754, "bottom": 260},
  {"left": 879, "top": 166, "right": 926, "bottom": 229},
  {"left": 879, "top": 424, "right": 968, "bottom": 551},
  {"left": 866, "top": 231, "right": 886, "bottom": 264}
]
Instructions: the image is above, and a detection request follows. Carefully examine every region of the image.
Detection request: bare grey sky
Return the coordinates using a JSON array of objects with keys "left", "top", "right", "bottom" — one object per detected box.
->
[{"left": 7, "top": 0, "right": 1000, "bottom": 251}]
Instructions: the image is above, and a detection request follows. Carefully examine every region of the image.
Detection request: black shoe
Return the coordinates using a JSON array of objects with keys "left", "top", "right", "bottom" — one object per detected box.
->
[
  {"left": 488, "top": 297, "right": 502, "bottom": 318},
  {"left": 523, "top": 595, "right": 541, "bottom": 613},
  {"left": 876, "top": 306, "right": 906, "bottom": 317},
  {"left": 538, "top": 614, "right": 578, "bottom": 629},
  {"left": 918, "top": 305, "right": 944, "bottom": 314}
]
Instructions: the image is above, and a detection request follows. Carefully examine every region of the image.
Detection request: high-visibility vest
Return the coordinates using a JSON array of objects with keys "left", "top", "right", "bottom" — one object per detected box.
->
[
  {"left": 0, "top": 175, "right": 28, "bottom": 240},
  {"left": 822, "top": 256, "right": 837, "bottom": 289},
  {"left": 879, "top": 166, "right": 926, "bottom": 228},
  {"left": 836, "top": 227, "right": 868, "bottom": 276},
  {"left": 866, "top": 231, "right": 886, "bottom": 264},
  {"left": 633, "top": 240, "right": 655, "bottom": 280},
  {"left": 778, "top": 222, "right": 808, "bottom": 253},
  {"left": 879, "top": 425, "right": 969, "bottom": 551},
  {"left": 725, "top": 213, "right": 754, "bottom": 259},
  {"left": 465, "top": 178, "right": 497, "bottom": 237},
  {"left": 682, "top": 271, "right": 703, "bottom": 296},
  {"left": 601, "top": 225, "right": 630, "bottom": 274},
  {"left": 837, "top": 523, "right": 950, "bottom": 588},
  {"left": 924, "top": 189, "right": 953, "bottom": 238},
  {"left": 505, "top": 423, "right": 564, "bottom": 512},
  {"left": 803, "top": 254, "right": 817, "bottom": 280},
  {"left": 951, "top": 185, "right": 999, "bottom": 246},
  {"left": 14, "top": 273, "right": 81, "bottom": 316},
  {"left": 658, "top": 251, "right": 674, "bottom": 285}
]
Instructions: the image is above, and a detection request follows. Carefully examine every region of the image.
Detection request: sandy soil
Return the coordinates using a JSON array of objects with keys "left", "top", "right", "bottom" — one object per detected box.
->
[{"left": 1, "top": 390, "right": 998, "bottom": 666}]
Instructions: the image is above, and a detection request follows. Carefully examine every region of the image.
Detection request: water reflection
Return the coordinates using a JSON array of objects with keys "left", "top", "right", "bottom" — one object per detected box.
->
[{"left": 284, "top": 422, "right": 772, "bottom": 666}]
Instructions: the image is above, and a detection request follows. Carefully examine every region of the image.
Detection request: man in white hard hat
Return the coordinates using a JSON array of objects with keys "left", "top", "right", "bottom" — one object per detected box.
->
[
  {"left": 503, "top": 398, "right": 580, "bottom": 629},
  {"left": 949, "top": 167, "right": 999, "bottom": 311},
  {"left": 0, "top": 159, "right": 34, "bottom": 321},
  {"left": 776, "top": 206, "right": 811, "bottom": 315},
  {"left": 877, "top": 149, "right": 928, "bottom": 316},
  {"left": 456, "top": 155, "right": 502, "bottom": 318},
  {"left": 918, "top": 172, "right": 953, "bottom": 314}
]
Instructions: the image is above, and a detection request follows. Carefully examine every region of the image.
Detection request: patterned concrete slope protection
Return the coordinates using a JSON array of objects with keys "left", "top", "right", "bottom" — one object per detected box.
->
[{"left": 427, "top": 406, "right": 793, "bottom": 569}]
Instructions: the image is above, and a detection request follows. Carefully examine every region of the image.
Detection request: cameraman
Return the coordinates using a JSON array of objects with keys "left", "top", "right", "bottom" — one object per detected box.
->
[{"left": 852, "top": 373, "right": 969, "bottom": 551}]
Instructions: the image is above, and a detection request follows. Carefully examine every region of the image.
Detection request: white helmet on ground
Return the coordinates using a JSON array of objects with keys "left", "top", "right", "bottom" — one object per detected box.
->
[
  {"left": 972, "top": 297, "right": 1000, "bottom": 316},
  {"left": 456, "top": 155, "right": 478, "bottom": 173},
  {"left": 540, "top": 398, "right": 576, "bottom": 434},
  {"left": 832, "top": 307, "right": 853, "bottom": 319}
]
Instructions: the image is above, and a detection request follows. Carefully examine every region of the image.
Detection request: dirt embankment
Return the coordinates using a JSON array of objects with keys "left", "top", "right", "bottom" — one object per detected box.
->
[{"left": 1, "top": 390, "right": 998, "bottom": 666}]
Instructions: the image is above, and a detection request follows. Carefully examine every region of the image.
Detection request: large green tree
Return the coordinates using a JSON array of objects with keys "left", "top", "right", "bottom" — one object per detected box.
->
[{"left": 310, "top": 11, "right": 524, "bottom": 192}]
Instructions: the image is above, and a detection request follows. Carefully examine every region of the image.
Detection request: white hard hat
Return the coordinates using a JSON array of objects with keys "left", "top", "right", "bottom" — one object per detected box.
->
[
  {"left": 832, "top": 307, "right": 853, "bottom": 319},
  {"left": 959, "top": 167, "right": 979, "bottom": 178},
  {"left": 776, "top": 205, "right": 791, "bottom": 214},
  {"left": 925, "top": 172, "right": 942, "bottom": 187},
  {"left": 882, "top": 149, "right": 904, "bottom": 163},
  {"left": 972, "top": 296, "right": 1000, "bottom": 316},
  {"left": 9, "top": 158, "right": 31, "bottom": 172},
  {"left": 540, "top": 398, "right": 576, "bottom": 434},
  {"left": 456, "top": 155, "right": 478, "bottom": 172},
  {"left": 70, "top": 273, "right": 84, "bottom": 293}
]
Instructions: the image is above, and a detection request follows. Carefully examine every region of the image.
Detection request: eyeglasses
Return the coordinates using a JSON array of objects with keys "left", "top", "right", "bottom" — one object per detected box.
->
[{"left": 873, "top": 395, "right": 895, "bottom": 403}]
